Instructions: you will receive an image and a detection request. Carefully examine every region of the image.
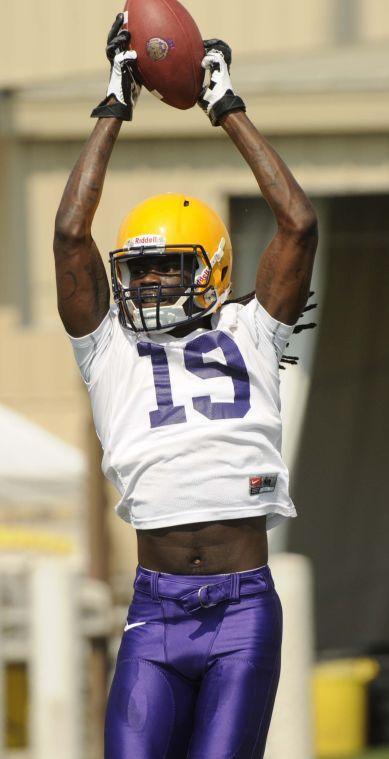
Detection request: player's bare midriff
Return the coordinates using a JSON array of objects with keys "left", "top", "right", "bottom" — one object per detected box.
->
[{"left": 136, "top": 516, "right": 268, "bottom": 574}]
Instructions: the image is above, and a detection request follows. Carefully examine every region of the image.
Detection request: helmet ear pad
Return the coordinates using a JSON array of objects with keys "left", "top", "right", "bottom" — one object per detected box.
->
[{"left": 193, "top": 238, "right": 232, "bottom": 310}]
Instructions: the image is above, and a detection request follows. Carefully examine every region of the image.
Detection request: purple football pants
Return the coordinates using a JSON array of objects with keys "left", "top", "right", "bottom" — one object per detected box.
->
[{"left": 105, "top": 564, "right": 282, "bottom": 759}]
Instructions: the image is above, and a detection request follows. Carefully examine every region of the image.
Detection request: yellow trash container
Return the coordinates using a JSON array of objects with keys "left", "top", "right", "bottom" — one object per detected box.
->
[{"left": 314, "top": 657, "right": 379, "bottom": 757}]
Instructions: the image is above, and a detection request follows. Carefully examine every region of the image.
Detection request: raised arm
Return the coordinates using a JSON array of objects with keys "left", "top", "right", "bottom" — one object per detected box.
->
[
  {"left": 54, "top": 14, "right": 140, "bottom": 337},
  {"left": 54, "top": 119, "right": 120, "bottom": 336},
  {"left": 199, "top": 41, "right": 318, "bottom": 325},
  {"left": 221, "top": 112, "right": 317, "bottom": 325}
]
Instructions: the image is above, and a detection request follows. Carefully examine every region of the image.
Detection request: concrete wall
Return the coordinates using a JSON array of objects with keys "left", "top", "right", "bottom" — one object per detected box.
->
[
  {"left": 0, "top": 309, "right": 84, "bottom": 447},
  {"left": 360, "top": 0, "right": 389, "bottom": 41},
  {"left": 0, "top": 0, "right": 333, "bottom": 86},
  {"left": 3, "top": 0, "right": 389, "bottom": 87}
]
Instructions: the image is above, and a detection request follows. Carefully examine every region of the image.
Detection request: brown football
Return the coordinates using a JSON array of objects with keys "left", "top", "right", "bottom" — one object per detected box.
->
[{"left": 123, "top": 0, "right": 204, "bottom": 110}]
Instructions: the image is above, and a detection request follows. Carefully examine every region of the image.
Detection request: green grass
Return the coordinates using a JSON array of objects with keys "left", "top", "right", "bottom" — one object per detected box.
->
[{"left": 328, "top": 750, "right": 389, "bottom": 759}]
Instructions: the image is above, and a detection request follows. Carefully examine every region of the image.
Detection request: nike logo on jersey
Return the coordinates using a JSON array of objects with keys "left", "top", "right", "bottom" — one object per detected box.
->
[
  {"left": 249, "top": 474, "right": 278, "bottom": 495},
  {"left": 124, "top": 621, "right": 146, "bottom": 632}
]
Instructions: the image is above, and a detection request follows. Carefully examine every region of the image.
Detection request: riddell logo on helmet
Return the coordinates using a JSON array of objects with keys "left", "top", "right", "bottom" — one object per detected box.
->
[
  {"left": 127, "top": 235, "right": 166, "bottom": 249},
  {"left": 196, "top": 267, "right": 210, "bottom": 287}
]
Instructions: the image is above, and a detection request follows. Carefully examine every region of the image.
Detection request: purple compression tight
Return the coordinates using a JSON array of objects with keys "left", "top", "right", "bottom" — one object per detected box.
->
[{"left": 105, "top": 564, "right": 282, "bottom": 759}]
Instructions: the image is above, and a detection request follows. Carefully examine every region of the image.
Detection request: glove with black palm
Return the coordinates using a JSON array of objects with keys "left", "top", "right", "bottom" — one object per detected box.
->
[
  {"left": 91, "top": 13, "right": 141, "bottom": 121},
  {"left": 198, "top": 39, "right": 246, "bottom": 127}
]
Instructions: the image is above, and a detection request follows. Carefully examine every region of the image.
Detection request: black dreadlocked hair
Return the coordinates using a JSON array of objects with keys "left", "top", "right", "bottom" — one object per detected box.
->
[
  {"left": 226, "top": 290, "right": 317, "bottom": 369},
  {"left": 227, "top": 291, "right": 256, "bottom": 306}
]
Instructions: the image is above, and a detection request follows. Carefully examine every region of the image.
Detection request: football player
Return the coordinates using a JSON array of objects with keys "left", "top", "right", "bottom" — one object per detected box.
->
[{"left": 54, "top": 14, "right": 318, "bottom": 759}]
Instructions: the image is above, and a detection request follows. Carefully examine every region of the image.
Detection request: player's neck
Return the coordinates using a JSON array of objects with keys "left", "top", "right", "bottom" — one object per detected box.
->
[{"left": 167, "top": 315, "right": 212, "bottom": 338}]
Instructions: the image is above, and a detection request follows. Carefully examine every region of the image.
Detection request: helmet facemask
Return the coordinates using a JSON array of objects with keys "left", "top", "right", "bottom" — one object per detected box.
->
[{"left": 110, "top": 242, "right": 226, "bottom": 333}]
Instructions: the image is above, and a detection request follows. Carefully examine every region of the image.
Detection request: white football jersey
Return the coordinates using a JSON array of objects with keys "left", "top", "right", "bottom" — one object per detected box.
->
[{"left": 69, "top": 298, "right": 297, "bottom": 530}]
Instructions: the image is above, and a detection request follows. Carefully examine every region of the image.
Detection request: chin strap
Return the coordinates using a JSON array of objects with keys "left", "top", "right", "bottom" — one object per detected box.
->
[
  {"left": 217, "top": 285, "right": 232, "bottom": 308},
  {"left": 132, "top": 296, "right": 188, "bottom": 332}
]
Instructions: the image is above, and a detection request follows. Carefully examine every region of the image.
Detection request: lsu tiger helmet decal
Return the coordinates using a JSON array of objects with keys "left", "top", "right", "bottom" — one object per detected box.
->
[{"left": 110, "top": 193, "right": 232, "bottom": 332}]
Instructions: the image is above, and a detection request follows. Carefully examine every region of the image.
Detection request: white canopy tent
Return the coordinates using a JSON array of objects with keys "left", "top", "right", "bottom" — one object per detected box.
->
[{"left": 0, "top": 404, "right": 85, "bottom": 506}]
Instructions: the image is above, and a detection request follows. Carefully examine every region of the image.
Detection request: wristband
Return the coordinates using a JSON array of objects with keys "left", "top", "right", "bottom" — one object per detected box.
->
[
  {"left": 91, "top": 97, "right": 132, "bottom": 121},
  {"left": 209, "top": 92, "right": 246, "bottom": 127}
]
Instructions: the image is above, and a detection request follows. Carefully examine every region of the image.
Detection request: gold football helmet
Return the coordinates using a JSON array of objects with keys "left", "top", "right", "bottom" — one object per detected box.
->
[{"left": 110, "top": 193, "right": 232, "bottom": 332}]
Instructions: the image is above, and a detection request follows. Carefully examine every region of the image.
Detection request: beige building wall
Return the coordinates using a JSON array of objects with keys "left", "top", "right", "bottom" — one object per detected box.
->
[
  {"left": 6, "top": 0, "right": 389, "bottom": 87},
  {"left": 0, "top": 310, "right": 84, "bottom": 447},
  {"left": 0, "top": 141, "right": 9, "bottom": 306},
  {"left": 360, "top": 0, "right": 389, "bottom": 41},
  {"left": 0, "top": 0, "right": 336, "bottom": 86}
]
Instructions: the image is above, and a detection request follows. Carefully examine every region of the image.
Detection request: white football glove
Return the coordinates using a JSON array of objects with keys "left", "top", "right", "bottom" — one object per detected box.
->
[
  {"left": 198, "top": 39, "right": 246, "bottom": 126},
  {"left": 91, "top": 13, "right": 141, "bottom": 121}
]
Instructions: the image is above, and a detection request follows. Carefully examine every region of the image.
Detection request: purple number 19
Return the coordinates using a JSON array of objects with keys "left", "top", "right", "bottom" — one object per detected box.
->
[{"left": 137, "top": 331, "right": 251, "bottom": 428}]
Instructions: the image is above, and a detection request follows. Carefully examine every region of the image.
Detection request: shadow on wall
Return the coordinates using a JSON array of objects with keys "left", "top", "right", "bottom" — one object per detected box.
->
[{"left": 289, "top": 194, "right": 389, "bottom": 653}]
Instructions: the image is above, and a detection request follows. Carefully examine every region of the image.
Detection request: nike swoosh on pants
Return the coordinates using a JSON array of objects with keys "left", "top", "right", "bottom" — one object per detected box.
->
[{"left": 124, "top": 621, "right": 146, "bottom": 632}]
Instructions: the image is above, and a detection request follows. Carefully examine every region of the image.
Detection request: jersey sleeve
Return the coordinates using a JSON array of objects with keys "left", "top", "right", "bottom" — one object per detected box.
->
[
  {"left": 67, "top": 307, "right": 116, "bottom": 385},
  {"left": 239, "top": 297, "right": 295, "bottom": 363}
]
